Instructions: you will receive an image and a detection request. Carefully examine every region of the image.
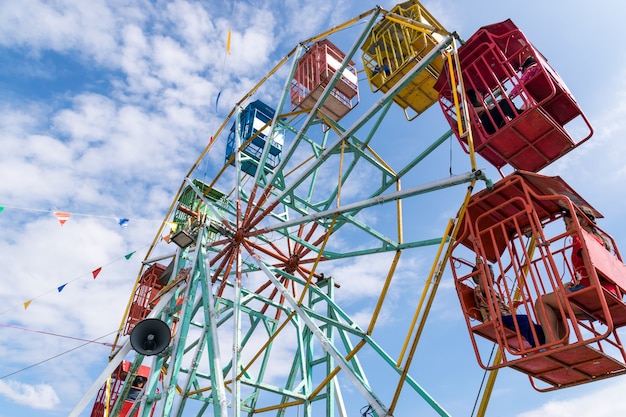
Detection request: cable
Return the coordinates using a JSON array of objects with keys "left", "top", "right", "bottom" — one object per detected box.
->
[
  {"left": 470, "top": 343, "right": 496, "bottom": 417},
  {"left": 449, "top": 132, "right": 454, "bottom": 176},
  {"left": 360, "top": 404, "right": 374, "bottom": 416},
  {"left": 0, "top": 331, "right": 118, "bottom": 380},
  {"left": 214, "top": 0, "right": 237, "bottom": 112},
  {"left": 0, "top": 204, "right": 164, "bottom": 223},
  {"left": 0, "top": 243, "right": 150, "bottom": 317},
  {"left": 0, "top": 323, "right": 118, "bottom": 347}
]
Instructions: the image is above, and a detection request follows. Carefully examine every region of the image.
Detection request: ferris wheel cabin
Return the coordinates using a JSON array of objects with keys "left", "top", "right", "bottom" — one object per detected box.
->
[
  {"left": 90, "top": 361, "right": 154, "bottom": 417},
  {"left": 361, "top": 0, "right": 449, "bottom": 119},
  {"left": 122, "top": 263, "right": 169, "bottom": 336},
  {"left": 436, "top": 19, "right": 593, "bottom": 172},
  {"left": 290, "top": 39, "right": 359, "bottom": 122},
  {"left": 171, "top": 178, "right": 226, "bottom": 241},
  {"left": 450, "top": 171, "right": 626, "bottom": 390},
  {"left": 225, "top": 99, "right": 284, "bottom": 177}
]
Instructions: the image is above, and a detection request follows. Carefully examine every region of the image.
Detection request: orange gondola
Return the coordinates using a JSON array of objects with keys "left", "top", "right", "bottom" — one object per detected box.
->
[{"left": 450, "top": 171, "right": 626, "bottom": 391}]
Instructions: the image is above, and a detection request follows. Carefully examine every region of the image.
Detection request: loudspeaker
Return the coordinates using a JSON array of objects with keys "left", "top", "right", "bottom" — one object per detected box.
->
[{"left": 130, "top": 318, "right": 171, "bottom": 356}]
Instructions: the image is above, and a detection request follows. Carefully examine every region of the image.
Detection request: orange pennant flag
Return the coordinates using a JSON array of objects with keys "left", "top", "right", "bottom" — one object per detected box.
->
[
  {"left": 54, "top": 211, "right": 71, "bottom": 226},
  {"left": 92, "top": 267, "right": 102, "bottom": 279},
  {"left": 163, "top": 233, "right": 171, "bottom": 243},
  {"left": 24, "top": 300, "right": 32, "bottom": 310}
]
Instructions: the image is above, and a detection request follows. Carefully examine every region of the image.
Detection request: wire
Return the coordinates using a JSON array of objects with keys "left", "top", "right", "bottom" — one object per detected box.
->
[
  {"left": 449, "top": 132, "right": 454, "bottom": 176},
  {"left": 0, "top": 243, "right": 150, "bottom": 317},
  {"left": 470, "top": 343, "right": 496, "bottom": 417},
  {"left": 0, "top": 204, "right": 164, "bottom": 223},
  {"left": 360, "top": 405, "right": 374, "bottom": 416},
  {"left": 0, "top": 323, "right": 118, "bottom": 347},
  {"left": 215, "top": 0, "right": 237, "bottom": 111},
  {"left": 0, "top": 331, "right": 118, "bottom": 380}
]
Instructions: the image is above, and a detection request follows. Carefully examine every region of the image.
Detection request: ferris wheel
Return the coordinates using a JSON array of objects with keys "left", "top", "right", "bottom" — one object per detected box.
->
[{"left": 70, "top": 1, "right": 626, "bottom": 417}]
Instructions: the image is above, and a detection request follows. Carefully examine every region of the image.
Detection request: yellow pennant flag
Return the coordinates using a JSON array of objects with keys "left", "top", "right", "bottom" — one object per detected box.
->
[
  {"left": 226, "top": 29, "right": 232, "bottom": 55},
  {"left": 24, "top": 300, "right": 32, "bottom": 310},
  {"left": 166, "top": 221, "right": 178, "bottom": 233}
]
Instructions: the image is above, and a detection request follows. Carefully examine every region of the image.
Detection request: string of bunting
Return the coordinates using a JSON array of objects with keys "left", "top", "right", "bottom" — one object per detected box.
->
[
  {"left": 0, "top": 207, "right": 183, "bottom": 313},
  {"left": 0, "top": 204, "right": 163, "bottom": 228},
  {"left": 6, "top": 250, "right": 139, "bottom": 314},
  {"left": 0, "top": 204, "right": 181, "bottom": 240},
  {"left": 3, "top": 227, "right": 185, "bottom": 315}
]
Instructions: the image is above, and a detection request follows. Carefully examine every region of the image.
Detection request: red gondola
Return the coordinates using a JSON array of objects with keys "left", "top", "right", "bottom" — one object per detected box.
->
[
  {"left": 436, "top": 20, "right": 593, "bottom": 173},
  {"left": 451, "top": 171, "right": 626, "bottom": 391},
  {"left": 123, "top": 263, "right": 169, "bottom": 335},
  {"left": 90, "top": 361, "right": 155, "bottom": 417}
]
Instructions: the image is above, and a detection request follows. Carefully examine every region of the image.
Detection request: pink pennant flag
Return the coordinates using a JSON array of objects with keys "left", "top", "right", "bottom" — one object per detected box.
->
[
  {"left": 54, "top": 211, "right": 71, "bottom": 226},
  {"left": 92, "top": 267, "right": 102, "bottom": 279}
]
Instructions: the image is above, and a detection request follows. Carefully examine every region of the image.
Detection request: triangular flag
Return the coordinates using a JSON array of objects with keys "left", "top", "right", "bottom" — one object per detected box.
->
[
  {"left": 57, "top": 284, "right": 67, "bottom": 292},
  {"left": 54, "top": 211, "right": 71, "bottom": 226},
  {"left": 0, "top": 206, "right": 4, "bottom": 213},
  {"left": 118, "top": 218, "right": 129, "bottom": 229},
  {"left": 215, "top": 91, "right": 221, "bottom": 112},
  {"left": 92, "top": 267, "right": 102, "bottom": 279},
  {"left": 166, "top": 222, "right": 179, "bottom": 233},
  {"left": 125, "top": 251, "right": 135, "bottom": 260},
  {"left": 24, "top": 300, "right": 32, "bottom": 310},
  {"left": 226, "top": 29, "right": 231, "bottom": 55},
  {"left": 163, "top": 233, "right": 171, "bottom": 243}
]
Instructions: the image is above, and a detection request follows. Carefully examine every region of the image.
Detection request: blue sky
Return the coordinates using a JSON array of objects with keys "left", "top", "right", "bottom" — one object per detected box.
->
[{"left": 2, "top": 1, "right": 626, "bottom": 416}]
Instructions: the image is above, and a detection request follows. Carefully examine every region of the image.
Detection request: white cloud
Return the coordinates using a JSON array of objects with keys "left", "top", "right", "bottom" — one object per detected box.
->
[
  {"left": 0, "top": 379, "right": 61, "bottom": 410},
  {"left": 119, "top": 24, "right": 163, "bottom": 94},
  {"left": 283, "top": 1, "right": 339, "bottom": 40},
  {"left": 0, "top": 0, "right": 145, "bottom": 65},
  {"left": 517, "top": 378, "right": 626, "bottom": 417},
  {"left": 228, "top": 9, "right": 277, "bottom": 76}
]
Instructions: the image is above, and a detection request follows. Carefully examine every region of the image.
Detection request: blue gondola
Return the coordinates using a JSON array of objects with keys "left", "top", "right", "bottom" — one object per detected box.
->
[{"left": 225, "top": 100, "right": 284, "bottom": 177}]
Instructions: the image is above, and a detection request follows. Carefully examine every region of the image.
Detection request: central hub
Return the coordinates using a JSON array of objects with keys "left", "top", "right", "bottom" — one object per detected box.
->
[
  {"left": 233, "top": 228, "right": 245, "bottom": 243},
  {"left": 285, "top": 254, "right": 300, "bottom": 274}
]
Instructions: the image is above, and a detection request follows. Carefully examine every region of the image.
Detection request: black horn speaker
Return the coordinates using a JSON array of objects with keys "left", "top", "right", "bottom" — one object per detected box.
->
[{"left": 130, "top": 318, "right": 171, "bottom": 356}]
